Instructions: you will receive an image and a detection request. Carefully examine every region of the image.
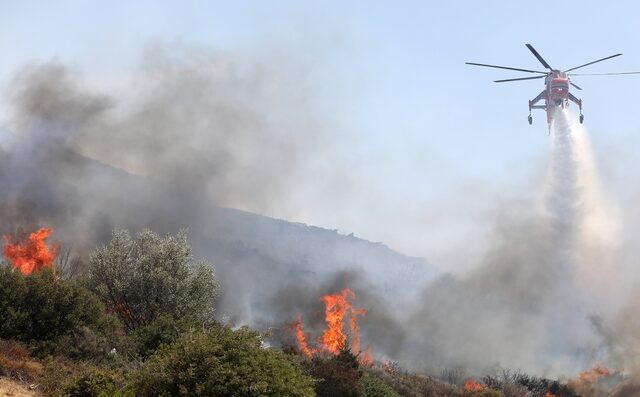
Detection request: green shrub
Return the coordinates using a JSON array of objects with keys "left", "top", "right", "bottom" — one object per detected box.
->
[
  {"left": 132, "top": 326, "right": 315, "bottom": 397},
  {"left": 0, "top": 267, "right": 122, "bottom": 358},
  {"left": 360, "top": 372, "right": 401, "bottom": 397},
  {"left": 88, "top": 229, "right": 219, "bottom": 331},
  {"left": 130, "top": 314, "right": 201, "bottom": 359},
  {"left": 62, "top": 366, "right": 125, "bottom": 397},
  {"left": 306, "top": 349, "right": 364, "bottom": 397},
  {"left": 378, "top": 370, "right": 459, "bottom": 397}
]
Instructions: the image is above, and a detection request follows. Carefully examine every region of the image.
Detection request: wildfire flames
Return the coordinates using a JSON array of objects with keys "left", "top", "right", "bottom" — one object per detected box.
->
[
  {"left": 568, "top": 364, "right": 611, "bottom": 396},
  {"left": 3, "top": 228, "right": 58, "bottom": 275},
  {"left": 292, "top": 288, "right": 372, "bottom": 363},
  {"left": 464, "top": 379, "right": 485, "bottom": 392}
]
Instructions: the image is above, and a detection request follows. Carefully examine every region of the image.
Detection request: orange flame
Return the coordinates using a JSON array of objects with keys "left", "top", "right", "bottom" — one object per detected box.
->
[
  {"left": 464, "top": 379, "right": 485, "bottom": 392},
  {"left": 292, "top": 288, "right": 371, "bottom": 364},
  {"left": 349, "top": 307, "right": 367, "bottom": 354},
  {"left": 292, "top": 315, "right": 316, "bottom": 357},
  {"left": 567, "top": 364, "right": 610, "bottom": 396},
  {"left": 544, "top": 393, "right": 556, "bottom": 397},
  {"left": 320, "top": 288, "right": 354, "bottom": 353},
  {"left": 3, "top": 228, "right": 58, "bottom": 275},
  {"left": 360, "top": 346, "right": 373, "bottom": 366}
]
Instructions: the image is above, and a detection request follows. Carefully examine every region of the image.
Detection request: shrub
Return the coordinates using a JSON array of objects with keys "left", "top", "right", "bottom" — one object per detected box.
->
[
  {"left": 40, "top": 360, "right": 131, "bottom": 397},
  {"left": 377, "top": 370, "right": 459, "bottom": 397},
  {"left": 0, "top": 339, "right": 42, "bottom": 381},
  {"left": 0, "top": 267, "right": 121, "bottom": 358},
  {"left": 61, "top": 366, "right": 128, "bottom": 397},
  {"left": 306, "top": 349, "right": 365, "bottom": 397},
  {"left": 130, "top": 314, "right": 201, "bottom": 359},
  {"left": 360, "top": 372, "right": 401, "bottom": 397},
  {"left": 132, "top": 326, "right": 315, "bottom": 397},
  {"left": 88, "top": 229, "right": 218, "bottom": 331}
]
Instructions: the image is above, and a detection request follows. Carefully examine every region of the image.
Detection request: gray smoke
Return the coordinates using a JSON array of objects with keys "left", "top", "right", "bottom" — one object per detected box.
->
[
  {"left": 392, "top": 109, "right": 619, "bottom": 377},
  {"left": 0, "top": 44, "right": 330, "bottom": 245}
]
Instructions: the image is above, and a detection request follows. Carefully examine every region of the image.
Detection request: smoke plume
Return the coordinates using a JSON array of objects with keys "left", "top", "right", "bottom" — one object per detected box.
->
[{"left": 393, "top": 109, "right": 623, "bottom": 378}]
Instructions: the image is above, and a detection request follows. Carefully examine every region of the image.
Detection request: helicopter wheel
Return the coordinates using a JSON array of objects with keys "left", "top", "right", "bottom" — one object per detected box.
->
[
  {"left": 528, "top": 115, "right": 533, "bottom": 125},
  {"left": 579, "top": 114, "right": 584, "bottom": 124}
]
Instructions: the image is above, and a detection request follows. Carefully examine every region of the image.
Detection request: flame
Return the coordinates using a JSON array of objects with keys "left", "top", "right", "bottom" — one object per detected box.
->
[
  {"left": 567, "top": 364, "right": 610, "bottom": 396},
  {"left": 292, "top": 315, "right": 316, "bottom": 357},
  {"left": 464, "top": 379, "right": 485, "bottom": 392},
  {"left": 292, "top": 288, "right": 371, "bottom": 363},
  {"left": 320, "top": 288, "right": 355, "bottom": 353},
  {"left": 360, "top": 346, "right": 373, "bottom": 366},
  {"left": 544, "top": 393, "right": 556, "bottom": 397},
  {"left": 349, "top": 307, "right": 367, "bottom": 354},
  {"left": 3, "top": 228, "right": 58, "bottom": 275}
]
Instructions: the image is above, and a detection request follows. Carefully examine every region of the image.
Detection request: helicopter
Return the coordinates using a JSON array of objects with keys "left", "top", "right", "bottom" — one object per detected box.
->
[{"left": 466, "top": 44, "right": 640, "bottom": 129}]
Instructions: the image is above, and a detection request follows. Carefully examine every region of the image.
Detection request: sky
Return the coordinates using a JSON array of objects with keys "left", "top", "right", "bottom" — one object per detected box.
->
[{"left": 2, "top": 0, "right": 640, "bottom": 271}]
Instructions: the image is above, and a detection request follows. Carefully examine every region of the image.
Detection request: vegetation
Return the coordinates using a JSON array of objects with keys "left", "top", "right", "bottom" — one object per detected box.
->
[
  {"left": 0, "top": 266, "right": 121, "bottom": 358},
  {"left": 132, "top": 326, "right": 315, "bottom": 397},
  {"left": 360, "top": 372, "right": 402, "bottom": 397},
  {"left": 0, "top": 228, "right": 584, "bottom": 397},
  {"left": 88, "top": 229, "right": 218, "bottom": 331},
  {"left": 306, "top": 348, "right": 365, "bottom": 397}
]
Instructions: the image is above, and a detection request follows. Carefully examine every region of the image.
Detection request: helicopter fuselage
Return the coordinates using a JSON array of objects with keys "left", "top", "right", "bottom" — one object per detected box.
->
[{"left": 529, "top": 70, "right": 582, "bottom": 128}]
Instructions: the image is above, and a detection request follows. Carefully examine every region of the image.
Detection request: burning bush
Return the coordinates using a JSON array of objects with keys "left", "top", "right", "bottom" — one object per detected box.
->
[
  {"left": 3, "top": 228, "right": 58, "bottom": 276},
  {"left": 88, "top": 229, "right": 219, "bottom": 331},
  {"left": 293, "top": 288, "right": 372, "bottom": 364}
]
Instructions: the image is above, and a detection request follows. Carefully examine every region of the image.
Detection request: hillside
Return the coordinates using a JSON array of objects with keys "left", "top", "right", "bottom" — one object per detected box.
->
[{"left": 0, "top": 143, "right": 438, "bottom": 327}]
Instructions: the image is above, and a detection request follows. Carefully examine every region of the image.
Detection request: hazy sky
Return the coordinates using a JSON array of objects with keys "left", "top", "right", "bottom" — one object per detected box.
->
[{"left": 2, "top": 1, "right": 640, "bottom": 270}]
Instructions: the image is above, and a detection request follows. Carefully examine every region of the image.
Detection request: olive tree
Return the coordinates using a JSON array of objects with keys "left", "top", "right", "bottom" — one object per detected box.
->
[{"left": 88, "top": 229, "right": 218, "bottom": 331}]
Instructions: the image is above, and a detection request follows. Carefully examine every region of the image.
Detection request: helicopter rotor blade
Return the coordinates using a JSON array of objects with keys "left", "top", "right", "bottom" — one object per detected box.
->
[
  {"left": 466, "top": 62, "right": 548, "bottom": 74},
  {"left": 494, "top": 76, "right": 546, "bottom": 83},
  {"left": 564, "top": 54, "right": 623, "bottom": 72},
  {"left": 526, "top": 44, "right": 553, "bottom": 70},
  {"left": 570, "top": 82, "right": 583, "bottom": 90},
  {"left": 569, "top": 71, "right": 640, "bottom": 76}
]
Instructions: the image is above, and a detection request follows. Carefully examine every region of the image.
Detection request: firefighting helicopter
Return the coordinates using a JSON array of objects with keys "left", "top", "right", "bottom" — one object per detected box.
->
[{"left": 466, "top": 44, "right": 640, "bottom": 129}]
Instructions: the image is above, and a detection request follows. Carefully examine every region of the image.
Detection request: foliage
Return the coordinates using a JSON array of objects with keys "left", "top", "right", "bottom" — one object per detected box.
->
[
  {"left": 360, "top": 372, "right": 401, "bottom": 397},
  {"left": 132, "top": 326, "right": 315, "bottom": 397},
  {"left": 39, "top": 359, "right": 132, "bottom": 397},
  {"left": 88, "top": 229, "right": 219, "bottom": 331},
  {"left": 482, "top": 370, "right": 578, "bottom": 397},
  {"left": 0, "top": 267, "right": 121, "bottom": 358},
  {"left": 130, "top": 314, "right": 201, "bottom": 359},
  {"left": 306, "top": 349, "right": 365, "bottom": 397},
  {"left": 61, "top": 366, "right": 130, "bottom": 397},
  {"left": 373, "top": 369, "right": 459, "bottom": 397}
]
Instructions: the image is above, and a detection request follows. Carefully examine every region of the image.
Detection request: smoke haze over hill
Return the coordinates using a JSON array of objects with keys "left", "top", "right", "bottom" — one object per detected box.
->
[{"left": 2, "top": 48, "right": 640, "bottom": 389}]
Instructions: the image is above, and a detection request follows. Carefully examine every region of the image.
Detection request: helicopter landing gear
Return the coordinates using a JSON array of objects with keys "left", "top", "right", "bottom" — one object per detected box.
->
[
  {"left": 528, "top": 114, "right": 532, "bottom": 125},
  {"left": 579, "top": 114, "right": 584, "bottom": 124}
]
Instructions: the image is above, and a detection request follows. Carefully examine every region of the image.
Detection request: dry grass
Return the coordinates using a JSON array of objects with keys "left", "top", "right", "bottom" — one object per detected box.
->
[
  {"left": 0, "top": 341, "right": 42, "bottom": 383},
  {"left": 0, "top": 377, "right": 39, "bottom": 397}
]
